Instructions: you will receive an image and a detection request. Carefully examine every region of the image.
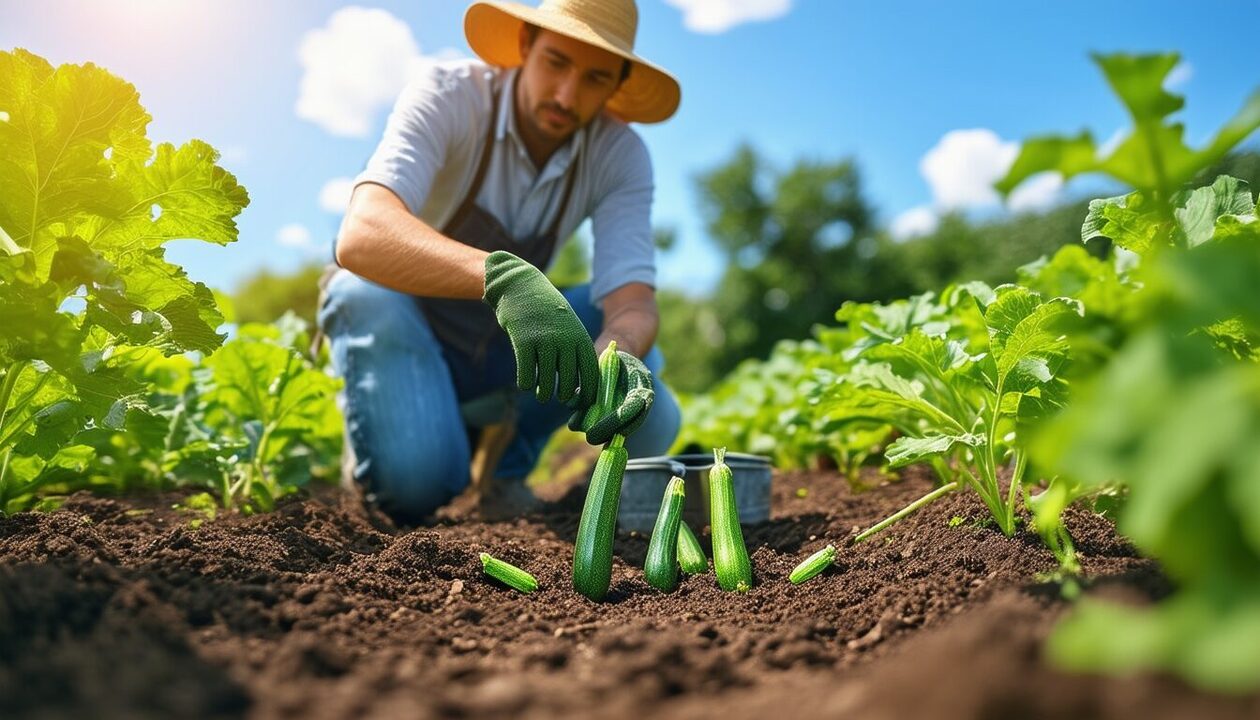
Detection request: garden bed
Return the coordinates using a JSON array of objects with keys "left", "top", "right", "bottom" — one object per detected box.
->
[{"left": 2, "top": 469, "right": 1256, "bottom": 720}]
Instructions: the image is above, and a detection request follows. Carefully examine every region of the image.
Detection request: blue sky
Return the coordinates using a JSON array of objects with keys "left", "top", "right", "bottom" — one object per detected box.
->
[{"left": 3, "top": 0, "right": 1258, "bottom": 296}]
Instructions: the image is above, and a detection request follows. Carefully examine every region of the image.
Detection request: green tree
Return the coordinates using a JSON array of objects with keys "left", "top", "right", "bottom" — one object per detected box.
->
[
  {"left": 694, "top": 144, "right": 876, "bottom": 381},
  {"left": 231, "top": 263, "right": 325, "bottom": 328}
]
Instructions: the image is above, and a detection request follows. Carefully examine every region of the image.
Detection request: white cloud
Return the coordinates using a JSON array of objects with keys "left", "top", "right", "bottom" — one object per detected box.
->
[
  {"left": 890, "top": 205, "right": 939, "bottom": 241},
  {"left": 218, "top": 145, "right": 249, "bottom": 166},
  {"left": 921, "top": 129, "right": 1019, "bottom": 210},
  {"left": 319, "top": 177, "right": 356, "bottom": 214},
  {"left": 295, "top": 7, "right": 465, "bottom": 137},
  {"left": 904, "top": 127, "right": 1070, "bottom": 230},
  {"left": 1165, "top": 61, "right": 1193, "bottom": 90},
  {"left": 1096, "top": 126, "right": 1127, "bottom": 161},
  {"left": 664, "top": 0, "right": 792, "bottom": 34},
  {"left": 1007, "top": 171, "right": 1065, "bottom": 213},
  {"left": 277, "top": 223, "right": 314, "bottom": 249}
]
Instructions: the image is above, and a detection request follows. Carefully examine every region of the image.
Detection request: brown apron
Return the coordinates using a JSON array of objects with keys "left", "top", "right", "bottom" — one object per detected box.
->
[{"left": 417, "top": 79, "right": 579, "bottom": 366}]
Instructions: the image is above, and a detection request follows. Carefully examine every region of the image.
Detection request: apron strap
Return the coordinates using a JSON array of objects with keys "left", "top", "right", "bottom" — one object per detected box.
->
[
  {"left": 443, "top": 81, "right": 502, "bottom": 233},
  {"left": 443, "top": 75, "right": 580, "bottom": 244},
  {"left": 543, "top": 152, "right": 579, "bottom": 242}
]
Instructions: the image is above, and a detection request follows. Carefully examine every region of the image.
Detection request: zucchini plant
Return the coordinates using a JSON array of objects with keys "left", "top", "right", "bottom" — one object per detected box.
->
[
  {"left": 0, "top": 49, "right": 251, "bottom": 513},
  {"left": 997, "top": 51, "right": 1260, "bottom": 692},
  {"left": 822, "top": 283, "right": 1082, "bottom": 548}
]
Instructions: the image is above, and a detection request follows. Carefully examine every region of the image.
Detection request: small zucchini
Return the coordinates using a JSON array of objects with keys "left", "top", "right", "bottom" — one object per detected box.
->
[
  {"left": 572, "top": 345, "right": 627, "bottom": 601},
  {"left": 677, "top": 521, "right": 708, "bottom": 575},
  {"left": 644, "top": 476, "right": 686, "bottom": 591},
  {"left": 788, "top": 544, "right": 835, "bottom": 585},
  {"left": 709, "top": 447, "right": 753, "bottom": 592},
  {"left": 480, "top": 552, "right": 538, "bottom": 593}
]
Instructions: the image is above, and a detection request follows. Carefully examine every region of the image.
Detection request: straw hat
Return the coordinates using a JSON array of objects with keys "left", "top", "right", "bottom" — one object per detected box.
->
[{"left": 464, "top": 0, "right": 681, "bottom": 124}]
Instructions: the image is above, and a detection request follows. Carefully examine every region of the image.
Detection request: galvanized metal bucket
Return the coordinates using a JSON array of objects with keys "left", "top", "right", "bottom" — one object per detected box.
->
[
  {"left": 618, "top": 452, "right": 773, "bottom": 533},
  {"left": 617, "top": 457, "right": 687, "bottom": 533}
]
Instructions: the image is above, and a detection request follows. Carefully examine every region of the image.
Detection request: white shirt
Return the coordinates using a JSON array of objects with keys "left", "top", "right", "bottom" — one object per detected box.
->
[{"left": 354, "top": 59, "right": 657, "bottom": 306}]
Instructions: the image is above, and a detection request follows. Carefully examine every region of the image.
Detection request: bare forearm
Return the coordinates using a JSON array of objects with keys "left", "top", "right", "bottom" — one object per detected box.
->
[
  {"left": 335, "top": 185, "right": 487, "bottom": 299},
  {"left": 597, "top": 296, "right": 658, "bottom": 359}
]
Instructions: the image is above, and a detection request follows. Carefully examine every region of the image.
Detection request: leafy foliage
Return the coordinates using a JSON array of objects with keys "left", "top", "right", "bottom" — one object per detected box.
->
[
  {"left": 0, "top": 50, "right": 340, "bottom": 513},
  {"left": 1040, "top": 207, "right": 1260, "bottom": 692},
  {"left": 961, "top": 51, "right": 1260, "bottom": 689},
  {"left": 683, "top": 51, "right": 1260, "bottom": 691}
]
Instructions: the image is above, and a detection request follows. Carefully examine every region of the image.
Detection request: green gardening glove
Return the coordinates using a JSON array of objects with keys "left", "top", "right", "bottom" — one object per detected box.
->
[
  {"left": 483, "top": 251, "right": 600, "bottom": 406},
  {"left": 568, "top": 350, "right": 655, "bottom": 445}
]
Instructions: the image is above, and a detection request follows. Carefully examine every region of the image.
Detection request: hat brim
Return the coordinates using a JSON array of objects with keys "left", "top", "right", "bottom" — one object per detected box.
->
[{"left": 464, "top": 1, "right": 681, "bottom": 124}]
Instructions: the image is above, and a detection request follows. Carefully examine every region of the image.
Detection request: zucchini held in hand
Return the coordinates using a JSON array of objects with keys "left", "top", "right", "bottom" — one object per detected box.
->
[{"left": 572, "top": 343, "right": 628, "bottom": 601}]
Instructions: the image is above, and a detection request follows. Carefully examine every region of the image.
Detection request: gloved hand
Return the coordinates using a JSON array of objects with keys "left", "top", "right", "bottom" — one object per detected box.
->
[
  {"left": 483, "top": 251, "right": 600, "bottom": 405},
  {"left": 568, "top": 349, "right": 655, "bottom": 445}
]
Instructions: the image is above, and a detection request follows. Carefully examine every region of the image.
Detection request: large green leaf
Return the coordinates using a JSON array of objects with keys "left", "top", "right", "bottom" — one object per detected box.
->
[
  {"left": 1092, "top": 52, "right": 1185, "bottom": 126},
  {"left": 0, "top": 50, "right": 152, "bottom": 257},
  {"left": 821, "top": 362, "right": 965, "bottom": 434},
  {"left": 1080, "top": 191, "right": 1165, "bottom": 253},
  {"left": 885, "top": 432, "right": 984, "bottom": 468},
  {"left": 982, "top": 285, "right": 1082, "bottom": 395},
  {"left": 997, "top": 52, "right": 1260, "bottom": 203},
  {"left": 1174, "top": 175, "right": 1255, "bottom": 248},
  {"left": 994, "top": 132, "right": 1096, "bottom": 196}
]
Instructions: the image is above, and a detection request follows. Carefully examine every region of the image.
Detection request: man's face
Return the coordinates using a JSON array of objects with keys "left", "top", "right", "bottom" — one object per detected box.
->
[{"left": 516, "top": 27, "right": 625, "bottom": 142}]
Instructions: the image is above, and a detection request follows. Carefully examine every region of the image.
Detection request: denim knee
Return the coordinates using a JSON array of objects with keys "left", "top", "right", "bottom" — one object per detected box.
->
[
  {"left": 319, "top": 270, "right": 470, "bottom": 521},
  {"left": 318, "top": 270, "right": 433, "bottom": 347},
  {"left": 360, "top": 444, "right": 469, "bottom": 522}
]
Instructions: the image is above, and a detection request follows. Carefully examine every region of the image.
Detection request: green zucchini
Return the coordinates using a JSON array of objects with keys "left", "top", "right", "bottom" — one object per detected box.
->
[
  {"left": 788, "top": 544, "right": 835, "bottom": 585},
  {"left": 572, "top": 344, "right": 627, "bottom": 601},
  {"left": 480, "top": 552, "right": 538, "bottom": 593},
  {"left": 579, "top": 340, "right": 621, "bottom": 430},
  {"left": 644, "top": 476, "right": 686, "bottom": 591},
  {"left": 709, "top": 447, "right": 753, "bottom": 592},
  {"left": 677, "top": 521, "right": 708, "bottom": 575}
]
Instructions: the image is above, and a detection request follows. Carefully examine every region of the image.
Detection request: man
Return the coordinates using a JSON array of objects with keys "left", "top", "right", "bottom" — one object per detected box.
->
[{"left": 318, "top": 0, "right": 683, "bottom": 522}]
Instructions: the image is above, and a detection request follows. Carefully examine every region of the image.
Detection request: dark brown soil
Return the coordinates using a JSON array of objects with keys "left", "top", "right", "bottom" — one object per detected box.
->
[{"left": 2, "top": 467, "right": 1256, "bottom": 720}]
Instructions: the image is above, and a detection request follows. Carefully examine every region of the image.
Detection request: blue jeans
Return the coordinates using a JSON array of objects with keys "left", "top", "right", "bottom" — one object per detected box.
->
[{"left": 317, "top": 271, "right": 682, "bottom": 520}]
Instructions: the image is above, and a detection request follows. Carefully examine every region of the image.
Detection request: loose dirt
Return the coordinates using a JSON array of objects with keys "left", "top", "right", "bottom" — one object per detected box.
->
[{"left": 2, "top": 467, "right": 1256, "bottom": 719}]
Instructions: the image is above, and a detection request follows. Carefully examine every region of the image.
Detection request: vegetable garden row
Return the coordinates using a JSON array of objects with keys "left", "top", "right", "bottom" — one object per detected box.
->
[{"left": 2, "top": 45, "right": 1260, "bottom": 716}]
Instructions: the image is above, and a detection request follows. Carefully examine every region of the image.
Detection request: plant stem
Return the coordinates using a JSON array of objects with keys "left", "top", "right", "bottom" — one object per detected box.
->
[
  {"left": 855, "top": 481, "right": 960, "bottom": 543},
  {"left": 0, "top": 449, "right": 10, "bottom": 512},
  {"left": 0, "top": 362, "right": 26, "bottom": 444},
  {"left": 1005, "top": 450, "right": 1028, "bottom": 529},
  {"left": 254, "top": 423, "right": 275, "bottom": 481},
  {"left": 977, "top": 386, "right": 1018, "bottom": 536},
  {"left": 959, "top": 455, "right": 1002, "bottom": 527},
  {"left": 0, "top": 362, "right": 27, "bottom": 506}
]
